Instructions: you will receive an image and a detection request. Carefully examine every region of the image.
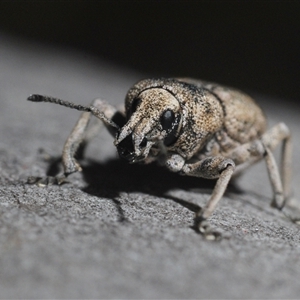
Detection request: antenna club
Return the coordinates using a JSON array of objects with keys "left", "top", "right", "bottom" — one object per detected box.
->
[
  {"left": 26, "top": 94, "right": 91, "bottom": 112},
  {"left": 27, "top": 94, "right": 44, "bottom": 102}
]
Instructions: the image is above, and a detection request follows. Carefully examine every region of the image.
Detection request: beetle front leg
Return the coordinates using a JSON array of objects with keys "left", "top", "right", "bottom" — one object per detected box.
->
[
  {"left": 166, "top": 155, "right": 235, "bottom": 238},
  {"left": 183, "top": 157, "right": 235, "bottom": 237},
  {"left": 62, "top": 99, "right": 124, "bottom": 176},
  {"left": 28, "top": 99, "right": 125, "bottom": 186},
  {"left": 28, "top": 108, "right": 93, "bottom": 186}
]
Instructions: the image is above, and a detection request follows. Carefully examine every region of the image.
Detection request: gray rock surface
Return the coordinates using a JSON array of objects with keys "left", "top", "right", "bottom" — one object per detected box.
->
[{"left": 0, "top": 34, "right": 300, "bottom": 299}]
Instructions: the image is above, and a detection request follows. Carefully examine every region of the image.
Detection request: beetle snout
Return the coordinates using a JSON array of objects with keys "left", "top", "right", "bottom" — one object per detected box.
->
[
  {"left": 116, "top": 133, "right": 147, "bottom": 163},
  {"left": 117, "top": 134, "right": 134, "bottom": 161}
]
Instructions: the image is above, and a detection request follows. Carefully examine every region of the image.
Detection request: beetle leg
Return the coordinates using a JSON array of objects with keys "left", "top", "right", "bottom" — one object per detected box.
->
[
  {"left": 28, "top": 99, "right": 125, "bottom": 186},
  {"left": 230, "top": 122, "right": 291, "bottom": 209},
  {"left": 183, "top": 157, "right": 235, "bottom": 238},
  {"left": 62, "top": 99, "right": 125, "bottom": 176},
  {"left": 260, "top": 122, "right": 291, "bottom": 209},
  {"left": 261, "top": 122, "right": 292, "bottom": 207},
  {"left": 166, "top": 154, "right": 235, "bottom": 238}
]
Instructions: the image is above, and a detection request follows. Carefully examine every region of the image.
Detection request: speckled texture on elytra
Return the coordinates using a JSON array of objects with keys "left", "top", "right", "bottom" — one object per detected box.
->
[{"left": 0, "top": 34, "right": 300, "bottom": 299}]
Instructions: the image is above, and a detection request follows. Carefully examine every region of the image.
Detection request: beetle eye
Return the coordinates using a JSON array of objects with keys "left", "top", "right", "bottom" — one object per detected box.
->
[{"left": 160, "top": 109, "right": 175, "bottom": 131}]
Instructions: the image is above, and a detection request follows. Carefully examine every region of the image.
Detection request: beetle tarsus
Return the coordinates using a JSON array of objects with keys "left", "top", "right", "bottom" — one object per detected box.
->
[{"left": 27, "top": 175, "right": 68, "bottom": 186}]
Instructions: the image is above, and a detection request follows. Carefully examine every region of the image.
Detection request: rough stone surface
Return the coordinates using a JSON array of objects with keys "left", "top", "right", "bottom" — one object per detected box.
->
[{"left": 0, "top": 34, "right": 300, "bottom": 299}]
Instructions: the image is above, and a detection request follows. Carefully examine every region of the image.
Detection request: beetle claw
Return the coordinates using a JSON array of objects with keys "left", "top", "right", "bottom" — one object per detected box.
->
[{"left": 27, "top": 175, "right": 68, "bottom": 186}]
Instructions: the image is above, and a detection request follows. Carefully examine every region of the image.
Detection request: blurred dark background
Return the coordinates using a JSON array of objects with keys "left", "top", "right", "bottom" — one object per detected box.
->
[{"left": 0, "top": 1, "right": 299, "bottom": 101}]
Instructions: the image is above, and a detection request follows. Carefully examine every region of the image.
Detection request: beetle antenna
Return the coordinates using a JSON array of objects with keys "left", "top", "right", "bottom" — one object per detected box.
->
[
  {"left": 27, "top": 94, "right": 91, "bottom": 112},
  {"left": 27, "top": 94, "right": 120, "bottom": 129}
]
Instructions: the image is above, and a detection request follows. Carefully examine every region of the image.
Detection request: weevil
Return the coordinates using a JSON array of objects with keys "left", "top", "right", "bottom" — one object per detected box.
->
[{"left": 27, "top": 78, "right": 292, "bottom": 238}]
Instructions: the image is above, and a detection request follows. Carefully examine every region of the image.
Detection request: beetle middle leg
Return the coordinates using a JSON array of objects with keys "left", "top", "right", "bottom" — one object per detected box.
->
[{"left": 28, "top": 99, "right": 125, "bottom": 186}]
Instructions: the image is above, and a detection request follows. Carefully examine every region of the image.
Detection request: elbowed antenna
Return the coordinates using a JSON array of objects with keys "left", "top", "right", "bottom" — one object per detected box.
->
[{"left": 27, "top": 94, "right": 120, "bottom": 129}]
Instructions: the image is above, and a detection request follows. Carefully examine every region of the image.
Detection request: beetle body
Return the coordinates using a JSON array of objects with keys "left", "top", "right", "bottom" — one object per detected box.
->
[
  {"left": 27, "top": 78, "right": 292, "bottom": 238},
  {"left": 119, "top": 78, "right": 267, "bottom": 166}
]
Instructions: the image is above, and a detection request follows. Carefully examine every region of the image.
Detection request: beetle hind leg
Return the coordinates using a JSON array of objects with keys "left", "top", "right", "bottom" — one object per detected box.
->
[
  {"left": 231, "top": 122, "right": 291, "bottom": 209},
  {"left": 261, "top": 122, "right": 292, "bottom": 209}
]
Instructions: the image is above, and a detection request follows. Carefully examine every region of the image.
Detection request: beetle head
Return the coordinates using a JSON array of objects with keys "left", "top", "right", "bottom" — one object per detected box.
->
[{"left": 115, "top": 88, "right": 182, "bottom": 163}]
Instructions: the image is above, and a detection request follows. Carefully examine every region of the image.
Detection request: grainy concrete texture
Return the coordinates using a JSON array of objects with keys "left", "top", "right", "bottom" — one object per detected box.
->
[{"left": 0, "top": 35, "right": 300, "bottom": 299}]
